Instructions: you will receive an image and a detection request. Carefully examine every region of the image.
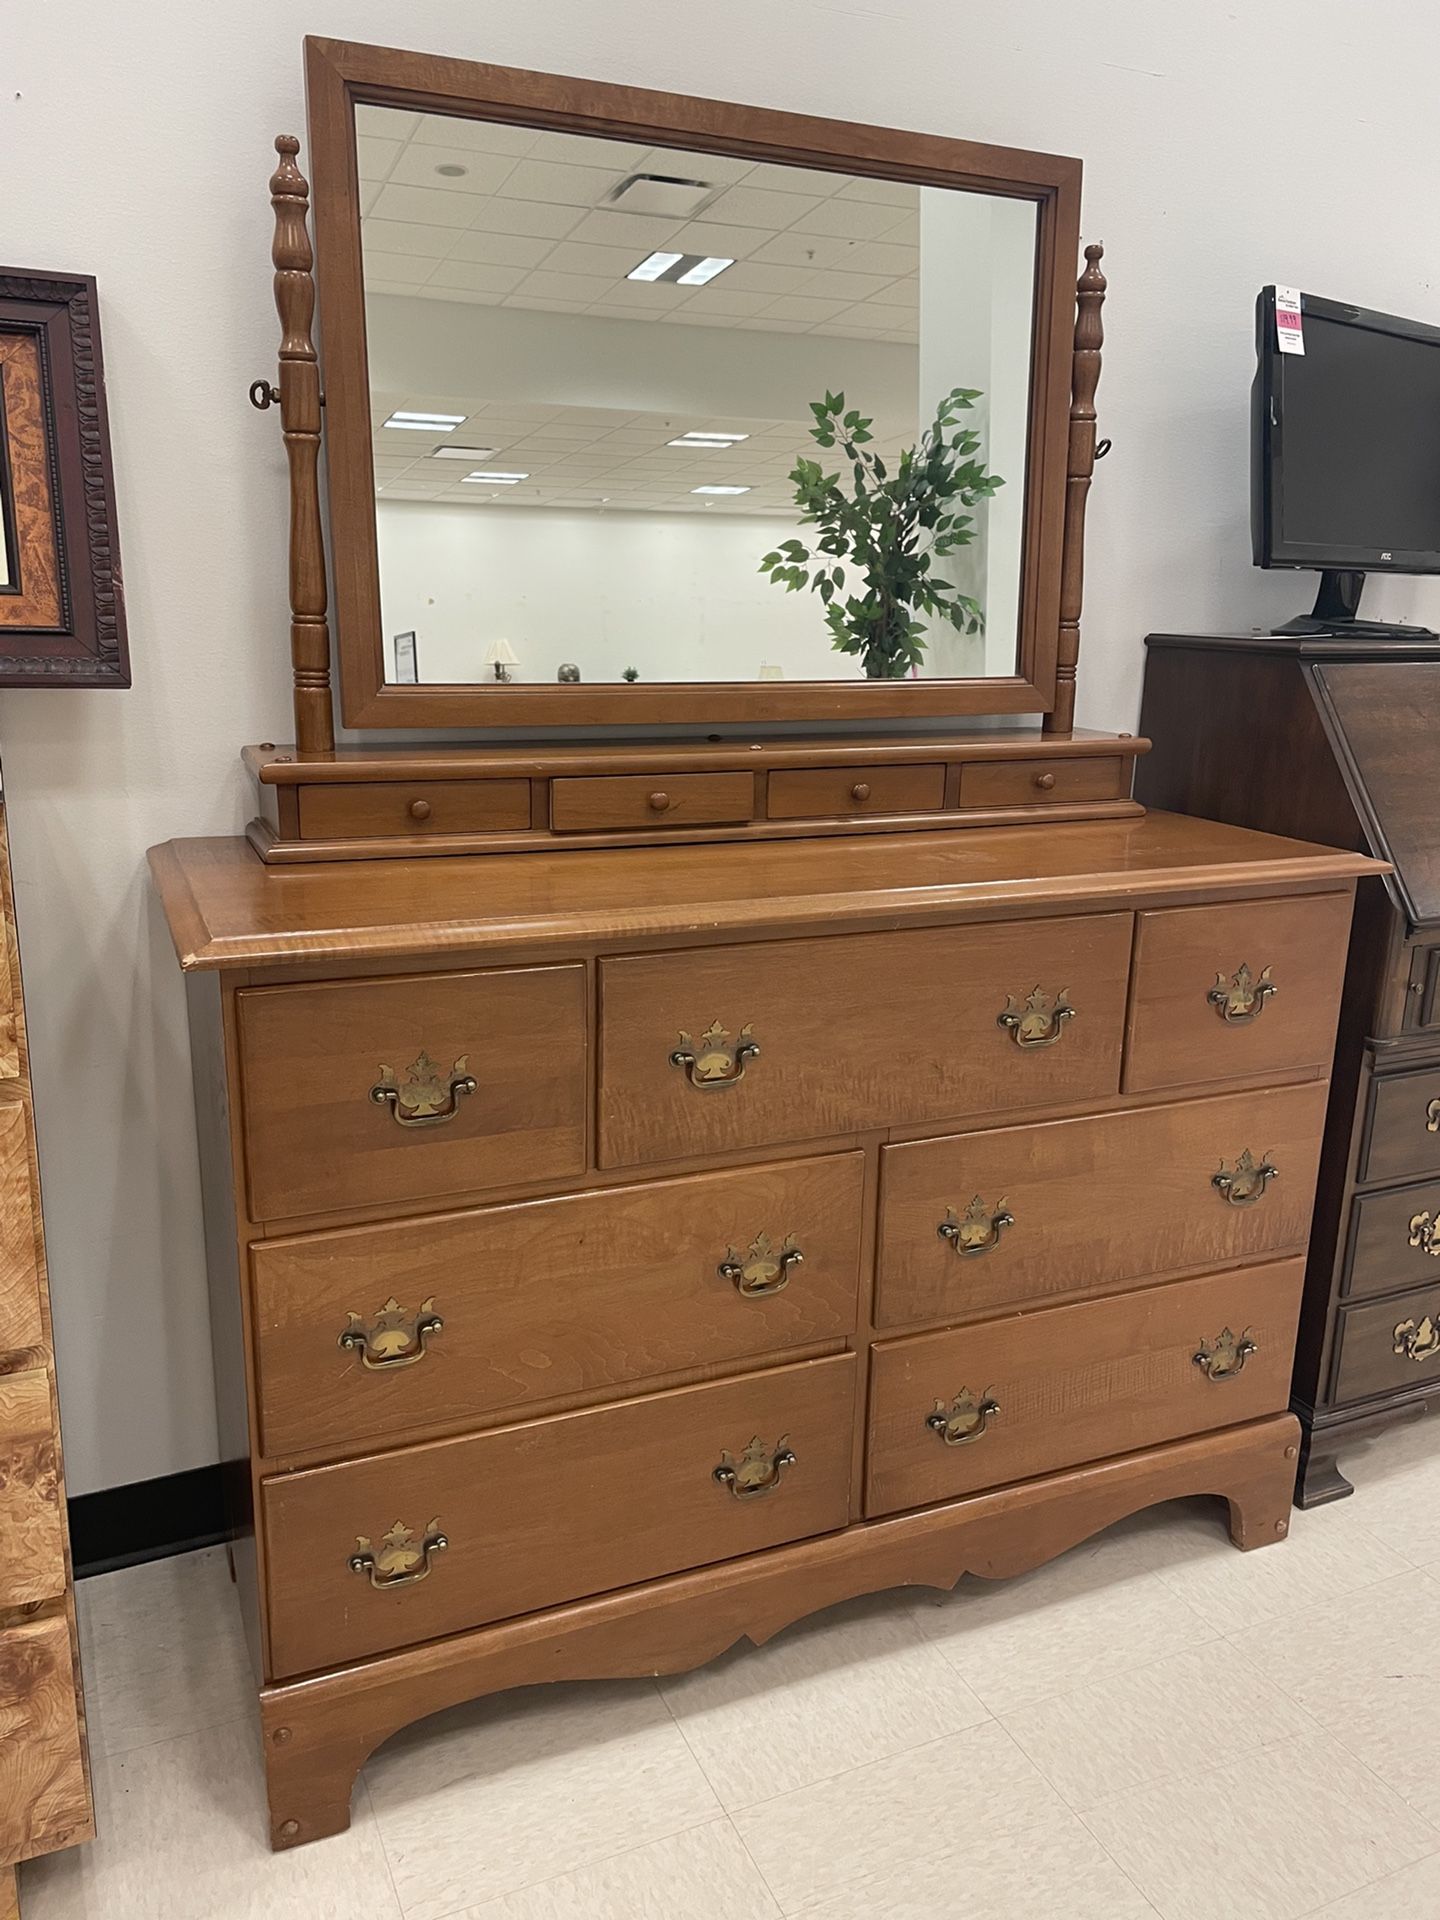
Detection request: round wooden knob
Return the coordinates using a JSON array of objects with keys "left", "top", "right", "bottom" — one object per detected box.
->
[
  {"left": 648, "top": 791, "right": 672, "bottom": 812},
  {"left": 850, "top": 782, "right": 872, "bottom": 803},
  {"left": 1032, "top": 772, "right": 1056, "bottom": 792},
  {"left": 408, "top": 798, "right": 432, "bottom": 821}
]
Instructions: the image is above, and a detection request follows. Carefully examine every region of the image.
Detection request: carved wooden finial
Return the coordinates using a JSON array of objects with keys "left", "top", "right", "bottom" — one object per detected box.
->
[
  {"left": 1044, "top": 241, "right": 1108, "bottom": 737},
  {"left": 260, "top": 133, "right": 333, "bottom": 755}
]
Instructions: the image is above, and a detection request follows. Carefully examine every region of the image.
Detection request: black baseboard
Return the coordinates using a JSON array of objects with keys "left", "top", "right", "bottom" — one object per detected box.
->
[{"left": 69, "top": 1463, "right": 227, "bottom": 1579}]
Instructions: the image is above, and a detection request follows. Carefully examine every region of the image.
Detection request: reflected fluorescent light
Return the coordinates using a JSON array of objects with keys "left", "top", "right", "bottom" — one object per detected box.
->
[
  {"left": 432, "top": 444, "right": 499, "bottom": 461},
  {"left": 668, "top": 430, "right": 750, "bottom": 447},
  {"left": 628, "top": 251, "right": 685, "bottom": 282},
  {"left": 676, "top": 256, "right": 734, "bottom": 286},
  {"left": 383, "top": 410, "right": 465, "bottom": 430},
  {"left": 691, "top": 484, "right": 751, "bottom": 495},
  {"left": 463, "top": 471, "right": 528, "bottom": 484}
]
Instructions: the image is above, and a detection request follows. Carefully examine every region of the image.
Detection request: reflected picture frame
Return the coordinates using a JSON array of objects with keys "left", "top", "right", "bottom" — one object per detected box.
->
[
  {"left": 0, "top": 269, "right": 130, "bottom": 688},
  {"left": 392, "top": 628, "right": 419, "bottom": 683}
]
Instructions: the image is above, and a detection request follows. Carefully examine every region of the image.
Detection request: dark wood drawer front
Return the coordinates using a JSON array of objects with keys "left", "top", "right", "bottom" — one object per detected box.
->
[
  {"left": 598, "top": 913, "right": 1133, "bottom": 1167},
  {"left": 297, "top": 780, "right": 531, "bottom": 840},
  {"left": 877, "top": 1081, "right": 1329, "bottom": 1330},
  {"left": 251, "top": 1152, "right": 865, "bottom": 1457},
  {"left": 238, "top": 965, "right": 586, "bottom": 1222},
  {"left": 1124, "top": 891, "right": 1353, "bottom": 1096},
  {"left": 1334, "top": 1287, "right": 1440, "bottom": 1403},
  {"left": 1362, "top": 1065, "right": 1440, "bottom": 1185},
  {"left": 263, "top": 1353, "right": 855, "bottom": 1677},
  {"left": 956, "top": 755, "right": 1126, "bottom": 809},
  {"left": 867, "top": 1257, "right": 1303, "bottom": 1516},
  {"left": 1346, "top": 1181, "right": 1440, "bottom": 1300},
  {"left": 766, "top": 764, "right": 945, "bottom": 820},
  {"left": 551, "top": 772, "right": 754, "bottom": 832}
]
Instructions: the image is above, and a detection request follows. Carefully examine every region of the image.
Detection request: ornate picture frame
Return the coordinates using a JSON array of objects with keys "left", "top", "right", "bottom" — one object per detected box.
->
[{"left": 0, "top": 270, "right": 130, "bottom": 688}]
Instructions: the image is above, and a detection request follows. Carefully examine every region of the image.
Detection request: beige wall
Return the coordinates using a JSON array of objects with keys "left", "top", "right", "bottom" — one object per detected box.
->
[{"left": 5, "top": 0, "right": 1440, "bottom": 1493}]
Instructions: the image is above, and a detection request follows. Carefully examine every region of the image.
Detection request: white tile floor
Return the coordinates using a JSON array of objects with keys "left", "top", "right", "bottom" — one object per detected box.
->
[{"left": 21, "top": 1415, "right": 1440, "bottom": 1920}]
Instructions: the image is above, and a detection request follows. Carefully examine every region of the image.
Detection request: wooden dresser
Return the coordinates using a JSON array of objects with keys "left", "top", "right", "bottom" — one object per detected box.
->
[
  {"left": 0, "top": 797, "right": 93, "bottom": 1916},
  {"left": 151, "top": 804, "right": 1370, "bottom": 1848},
  {"left": 1140, "top": 633, "right": 1440, "bottom": 1503}
]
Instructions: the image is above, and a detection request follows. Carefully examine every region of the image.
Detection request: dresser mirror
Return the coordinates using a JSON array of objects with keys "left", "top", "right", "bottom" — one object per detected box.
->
[{"left": 304, "top": 38, "right": 1083, "bottom": 729}]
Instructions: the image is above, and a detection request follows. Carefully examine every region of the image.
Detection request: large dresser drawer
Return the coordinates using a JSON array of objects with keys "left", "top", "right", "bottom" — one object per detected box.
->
[
  {"left": 866, "top": 1258, "right": 1303, "bottom": 1516},
  {"left": 0, "top": 1370, "right": 65, "bottom": 1609},
  {"left": 1333, "top": 1285, "right": 1440, "bottom": 1403},
  {"left": 237, "top": 965, "right": 586, "bottom": 1221},
  {"left": 263, "top": 1353, "right": 855, "bottom": 1677},
  {"left": 877, "top": 1082, "right": 1328, "bottom": 1330},
  {"left": 1361, "top": 1063, "right": 1440, "bottom": 1186},
  {"left": 598, "top": 913, "right": 1133, "bottom": 1167},
  {"left": 1124, "top": 892, "right": 1352, "bottom": 1095},
  {"left": 0, "top": 1615, "right": 92, "bottom": 1861},
  {"left": 251, "top": 1152, "right": 865, "bottom": 1457}
]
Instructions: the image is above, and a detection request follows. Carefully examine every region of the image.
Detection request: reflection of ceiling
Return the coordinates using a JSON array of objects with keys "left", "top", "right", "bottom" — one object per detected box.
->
[
  {"left": 357, "top": 108, "right": 920, "bottom": 343},
  {"left": 372, "top": 399, "right": 915, "bottom": 515}
]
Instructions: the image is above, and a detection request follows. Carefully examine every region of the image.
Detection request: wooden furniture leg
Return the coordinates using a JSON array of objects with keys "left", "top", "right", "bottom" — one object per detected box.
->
[{"left": 2, "top": 1863, "right": 20, "bottom": 1920}]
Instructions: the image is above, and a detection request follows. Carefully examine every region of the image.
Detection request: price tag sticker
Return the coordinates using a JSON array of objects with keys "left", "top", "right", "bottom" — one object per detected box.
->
[{"left": 1275, "top": 286, "right": 1305, "bottom": 356}]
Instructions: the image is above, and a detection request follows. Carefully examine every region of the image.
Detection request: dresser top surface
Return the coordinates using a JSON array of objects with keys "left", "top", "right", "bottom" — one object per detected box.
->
[{"left": 149, "top": 813, "right": 1378, "bottom": 974}]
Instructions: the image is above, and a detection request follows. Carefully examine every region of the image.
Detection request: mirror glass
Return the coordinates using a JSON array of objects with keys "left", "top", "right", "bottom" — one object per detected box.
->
[{"left": 357, "top": 108, "right": 1038, "bottom": 688}]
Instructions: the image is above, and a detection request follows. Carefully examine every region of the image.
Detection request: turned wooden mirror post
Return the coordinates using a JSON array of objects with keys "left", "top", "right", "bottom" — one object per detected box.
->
[{"left": 1045, "top": 241, "right": 1107, "bottom": 737}]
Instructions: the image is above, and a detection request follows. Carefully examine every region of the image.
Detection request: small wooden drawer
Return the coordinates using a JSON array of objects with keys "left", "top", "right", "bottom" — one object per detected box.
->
[
  {"left": 955, "top": 755, "right": 1127, "bottom": 809},
  {"left": 237, "top": 964, "right": 586, "bottom": 1222},
  {"left": 0, "top": 1097, "right": 43, "bottom": 1358},
  {"left": 1124, "top": 891, "right": 1353, "bottom": 1095},
  {"left": 251, "top": 1152, "right": 865, "bottom": 1457},
  {"left": 0, "top": 1615, "right": 93, "bottom": 1862},
  {"left": 766, "top": 764, "right": 945, "bottom": 820},
  {"left": 876, "top": 1080, "right": 1329, "bottom": 1330},
  {"left": 866, "top": 1256, "right": 1303, "bottom": 1516},
  {"left": 551, "top": 772, "right": 754, "bottom": 832},
  {"left": 598, "top": 912, "right": 1133, "bottom": 1167},
  {"left": 296, "top": 780, "right": 531, "bottom": 841},
  {"left": 1345, "top": 1181, "right": 1440, "bottom": 1300},
  {"left": 1334, "top": 1284, "right": 1440, "bottom": 1403},
  {"left": 1404, "top": 943, "right": 1440, "bottom": 1031},
  {"left": 1361, "top": 1063, "right": 1440, "bottom": 1185},
  {"left": 0, "top": 1370, "right": 65, "bottom": 1609},
  {"left": 262, "top": 1352, "right": 854, "bottom": 1676}
]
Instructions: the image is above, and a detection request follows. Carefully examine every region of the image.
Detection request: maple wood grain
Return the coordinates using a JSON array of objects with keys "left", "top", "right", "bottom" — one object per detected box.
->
[
  {"left": 766, "top": 764, "right": 946, "bottom": 820},
  {"left": 552, "top": 772, "right": 755, "bottom": 832},
  {"left": 956, "top": 754, "right": 1125, "bottom": 807},
  {"left": 296, "top": 780, "right": 531, "bottom": 840}
]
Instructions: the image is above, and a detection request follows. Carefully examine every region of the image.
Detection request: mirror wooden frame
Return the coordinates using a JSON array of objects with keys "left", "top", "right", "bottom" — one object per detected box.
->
[{"left": 303, "top": 35, "right": 1083, "bottom": 731}]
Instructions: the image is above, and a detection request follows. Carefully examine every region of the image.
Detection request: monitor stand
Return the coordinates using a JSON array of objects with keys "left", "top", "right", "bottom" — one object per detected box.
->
[{"left": 1273, "top": 568, "right": 1439, "bottom": 640}]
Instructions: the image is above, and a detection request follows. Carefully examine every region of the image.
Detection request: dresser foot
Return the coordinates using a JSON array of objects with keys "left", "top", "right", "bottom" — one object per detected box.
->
[
  {"left": 1, "top": 1863, "right": 19, "bottom": 1920},
  {"left": 261, "top": 1714, "right": 368, "bottom": 1850},
  {"left": 1224, "top": 1416, "right": 1303, "bottom": 1550},
  {"left": 1294, "top": 1442, "right": 1354, "bottom": 1509}
]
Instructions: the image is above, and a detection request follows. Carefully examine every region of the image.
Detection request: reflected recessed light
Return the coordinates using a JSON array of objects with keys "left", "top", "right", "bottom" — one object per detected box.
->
[
  {"left": 668, "top": 431, "right": 750, "bottom": 447},
  {"left": 431, "top": 444, "right": 500, "bottom": 461},
  {"left": 691, "top": 484, "right": 751, "bottom": 495},
  {"left": 628, "top": 251, "right": 685, "bottom": 282},
  {"left": 383, "top": 410, "right": 466, "bottom": 431},
  {"left": 676, "top": 256, "right": 734, "bottom": 286},
  {"left": 434, "top": 162, "right": 468, "bottom": 178},
  {"left": 463, "top": 471, "right": 529, "bottom": 484}
]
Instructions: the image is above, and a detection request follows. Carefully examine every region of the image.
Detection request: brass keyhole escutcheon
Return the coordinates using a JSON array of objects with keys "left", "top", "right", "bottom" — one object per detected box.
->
[
  {"left": 1208, "top": 963, "right": 1276, "bottom": 1025},
  {"left": 1193, "top": 1327, "right": 1257, "bottom": 1381},
  {"left": 714, "top": 1436, "right": 796, "bottom": 1499},
  {"left": 671, "top": 1021, "right": 759, "bottom": 1090},
  {"left": 926, "top": 1388, "right": 1001, "bottom": 1446},
  {"left": 718, "top": 1232, "right": 803, "bottom": 1298},
  {"left": 1213, "top": 1148, "right": 1278, "bottom": 1207},
  {"left": 938, "top": 1195, "right": 1014, "bottom": 1257},
  {"left": 998, "top": 986, "right": 1075, "bottom": 1049}
]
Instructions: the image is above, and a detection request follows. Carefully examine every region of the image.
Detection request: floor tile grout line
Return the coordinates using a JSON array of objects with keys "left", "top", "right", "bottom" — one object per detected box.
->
[
  {"left": 1288, "top": 1846, "right": 1440, "bottom": 1920},
  {"left": 84, "top": 1705, "right": 256, "bottom": 1766},
  {"left": 352, "top": 1771, "right": 408, "bottom": 1920}
]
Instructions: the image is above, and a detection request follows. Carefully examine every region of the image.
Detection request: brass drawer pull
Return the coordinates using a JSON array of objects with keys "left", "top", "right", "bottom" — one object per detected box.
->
[
  {"left": 670, "top": 1021, "right": 759, "bottom": 1090},
  {"left": 1394, "top": 1314, "right": 1440, "bottom": 1363},
  {"left": 339, "top": 1296, "right": 443, "bottom": 1370},
  {"left": 349, "top": 1518, "right": 448, "bottom": 1589},
  {"left": 1213, "top": 1148, "right": 1277, "bottom": 1207},
  {"left": 927, "top": 1387, "right": 1001, "bottom": 1446},
  {"left": 1193, "top": 1327, "right": 1257, "bottom": 1380},
  {"left": 371, "top": 1050, "right": 477, "bottom": 1129},
  {"left": 1408, "top": 1212, "right": 1440, "bottom": 1258},
  {"left": 718, "top": 1232, "right": 803, "bottom": 1298},
  {"left": 714, "top": 1435, "right": 795, "bottom": 1499},
  {"left": 998, "top": 986, "right": 1074, "bottom": 1049},
  {"left": 938, "top": 1194, "right": 1014, "bottom": 1257},
  {"left": 1427, "top": 1097, "right": 1440, "bottom": 1135},
  {"left": 1208, "top": 962, "right": 1276, "bottom": 1024}
]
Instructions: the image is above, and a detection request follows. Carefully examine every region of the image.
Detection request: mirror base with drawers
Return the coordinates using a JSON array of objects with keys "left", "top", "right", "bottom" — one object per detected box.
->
[{"left": 150, "top": 813, "right": 1373, "bottom": 1849}]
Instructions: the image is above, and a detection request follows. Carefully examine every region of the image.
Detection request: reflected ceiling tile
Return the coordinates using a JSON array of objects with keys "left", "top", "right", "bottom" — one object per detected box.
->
[
  {"left": 503, "top": 158, "right": 627, "bottom": 203},
  {"left": 734, "top": 317, "right": 813, "bottom": 332},
  {"left": 410, "top": 284, "right": 506, "bottom": 305},
  {"left": 363, "top": 252, "right": 438, "bottom": 287},
  {"left": 748, "top": 231, "right": 855, "bottom": 270},
  {"left": 360, "top": 182, "right": 381, "bottom": 216},
  {"left": 427, "top": 259, "right": 528, "bottom": 293},
  {"left": 409, "top": 115, "right": 540, "bottom": 156},
  {"left": 742, "top": 161, "right": 854, "bottom": 196},
  {"left": 464, "top": 196, "right": 582, "bottom": 240},
  {"left": 357, "top": 105, "right": 419, "bottom": 140},
  {"left": 874, "top": 275, "right": 919, "bottom": 306},
  {"left": 594, "top": 276, "right": 686, "bottom": 308},
  {"left": 703, "top": 184, "right": 823, "bottom": 230},
  {"left": 668, "top": 221, "right": 772, "bottom": 260},
  {"left": 539, "top": 239, "right": 645, "bottom": 278},
  {"left": 635, "top": 146, "right": 755, "bottom": 186},
  {"left": 387, "top": 146, "right": 519, "bottom": 194},
  {"left": 567, "top": 208, "right": 683, "bottom": 250},
  {"left": 371, "top": 183, "right": 478, "bottom": 229},
  {"left": 757, "top": 294, "right": 854, "bottom": 322},
  {"left": 835, "top": 175, "right": 917, "bottom": 206},
  {"left": 442, "top": 229, "right": 554, "bottom": 268},
  {"left": 719, "top": 262, "right": 809, "bottom": 295},
  {"left": 792, "top": 198, "right": 912, "bottom": 242},
  {"left": 674, "top": 289, "right": 772, "bottom": 316},
  {"left": 515, "top": 268, "right": 617, "bottom": 302},
  {"left": 885, "top": 212, "right": 920, "bottom": 243},
  {"left": 502, "top": 296, "right": 585, "bottom": 312},
  {"left": 831, "top": 240, "right": 917, "bottom": 277},
  {"left": 527, "top": 130, "right": 650, "bottom": 169},
  {"left": 843, "top": 302, "right": 916, "bottom": 330},
  {"left": 362, "top": 218, "right": 456, "bottom": 260},
  {"left": 357, "top": 137, "right": 402, "bottom": 182},
  {"left": 794, "top": 269, "right": 897, "bottom": 301}
]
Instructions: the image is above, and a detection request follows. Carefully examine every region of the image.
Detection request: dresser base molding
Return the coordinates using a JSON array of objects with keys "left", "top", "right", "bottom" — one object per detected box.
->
[
  {"left": 258, "top": 1412, "right": 1299, "bottom": 1852},
  {"left": 1293, "top": 1390, "right": 1434, "bottom": 1509}
]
